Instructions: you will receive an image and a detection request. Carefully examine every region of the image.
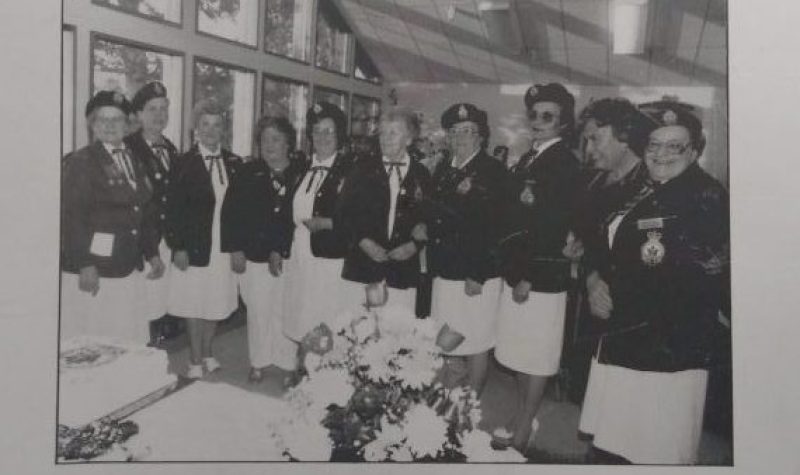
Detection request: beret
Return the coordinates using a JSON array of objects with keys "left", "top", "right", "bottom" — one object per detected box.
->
[
  {"left": 131, "top": 81, "right": 168, "bottom": 112},
  {"left": 85, "top": 90, "right": 131, "bottom": 117},
  {"left": 524, "top": 83, "right": 575, "bottom": 113},
  {"left": 440, "top": 102, "right": 488, "bottom": 132}
]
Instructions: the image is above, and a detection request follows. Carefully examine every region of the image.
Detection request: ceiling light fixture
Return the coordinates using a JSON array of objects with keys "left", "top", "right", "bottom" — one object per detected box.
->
[{"left": 611, "top": 0, "right": 649, "bottom": 55}]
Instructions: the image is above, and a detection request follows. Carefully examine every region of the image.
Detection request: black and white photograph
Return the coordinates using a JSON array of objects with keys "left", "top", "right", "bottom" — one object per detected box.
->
[{"left": 3, "top": 0, "right": 800, "bottom": 474}]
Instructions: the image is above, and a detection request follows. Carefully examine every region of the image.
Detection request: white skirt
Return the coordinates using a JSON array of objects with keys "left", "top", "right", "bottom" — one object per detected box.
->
[
  {"left": 60, "top": 271, "right": 149, "bottom": 345},
  {"left": 282, "top": 228, "right": 362, "bottom": 341},
  {"left": 142, "top": 239, "right": 171, "bottom": 321},
  {"left": 579, "top": 355, "right": 709, "bottom": 464},
  {"left": 495, "top": 288, "right": 567, "bottom": 376},
  {"left": 431, "top": 277, "right": 501, "bottom": 356},
  {"left": 167, "top": 249, "right": 238, "bottom": 321},
  {"left": 239, "top": 262, "right": 297, "bottom": 370}
]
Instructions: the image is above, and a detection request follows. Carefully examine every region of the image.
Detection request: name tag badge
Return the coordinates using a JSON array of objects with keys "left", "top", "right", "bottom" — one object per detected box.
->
[
  {"left": 89, "top": 232, "right": 114, "bottom": 257},
  {"left": 637, "top": 217, "right": 664, "bottom": 231}
]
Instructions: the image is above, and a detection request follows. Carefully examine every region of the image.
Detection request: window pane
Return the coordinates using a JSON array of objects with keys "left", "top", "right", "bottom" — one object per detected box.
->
[
  {"left": 315, "top": 2, "right": 352, "bottom": 74},
  {"left": 92, "top": 37, "right": 183, "bottom": 145},
  {"left": 194, "top": 60, "right": 255, "bottom": 156},
  {"left": 313, "top": 87, "right": 348, "bottom": 119},
  {"left": 351, "top": 96, "right": 381, "bottom": 138},
  {"left": 198, "top": 0, "right": 258, "bottom": 46},
  {"left": 262, "top": 75, "right": 309, "bottom": 150},
  {"left": 63, "top": 29, "right": 75, "bottom": 154},
  {"left": 354, "top": 43, "right": 381, "bottom": 84},
  {"left": 94, "top": 0, "right": 182, "bottom": 23},
  {"left": 264, "top": 0, "right": 311, "bottom": 61}
]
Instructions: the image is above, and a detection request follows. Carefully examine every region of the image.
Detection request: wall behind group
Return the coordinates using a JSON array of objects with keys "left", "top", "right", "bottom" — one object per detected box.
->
[{"left": 392, "top": 82, "right": 728, "bottom": 187}]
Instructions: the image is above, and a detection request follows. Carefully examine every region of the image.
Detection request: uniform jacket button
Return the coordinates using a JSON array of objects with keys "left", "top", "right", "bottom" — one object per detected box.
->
[{"left": 131, "top": 229, "right": 138, "bottom": 235}]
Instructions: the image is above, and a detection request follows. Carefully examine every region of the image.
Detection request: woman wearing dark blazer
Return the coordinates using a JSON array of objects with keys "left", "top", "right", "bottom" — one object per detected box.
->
[
  {"left": 225, "top": 116, "right": 304, "bottom": 382},
  {"left": 423, "top": 102, "right": 507, "bottom": 395},
  {"left": 61, "top": 90, "right": 163, "bottom": 345},
  {"left": 339, "top": 107, "right": 432, "bottom": 313},
  {"left": 494, "top": 83, "right": 582, "bottom": 452},
  {"left": 282, "top": 102, "right": 360, "bottom": 345},
  {"left": 166, "top": 99, "right": 241, "bottom": 379}
]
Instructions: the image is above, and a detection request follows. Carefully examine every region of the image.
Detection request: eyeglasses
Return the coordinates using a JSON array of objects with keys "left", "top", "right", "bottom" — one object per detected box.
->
[
  {"left": 311, "top": 128, "right": 336, "bottom": 137},
  {"left": 526, "top": 110, "right": 558, "bottom": 123},
  {"left": 448, "top": 127, "right": 478, "bottom": 137},
  {"left": 645, "top": 141, "right": 691, "bottom": 155}
]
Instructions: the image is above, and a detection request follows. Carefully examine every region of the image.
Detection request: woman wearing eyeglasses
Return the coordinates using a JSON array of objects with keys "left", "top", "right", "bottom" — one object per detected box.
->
[
  {"left": 578, "top": 101, "right": 730, "bottom": 464},
  {"left": 61, "top": 90, "right": 162, "bottom": 345},
  {"left": 493, "top": 83, "right": 582, "bottom": 453},
  {"left": 282, "top": 102, "right": 359, "bottom": 356},
  {"left": 421, "top": 102, "right": 506, "bottom": 395},
  {"left": 166, "top": 99, "right": 242, "bottom": 379}
]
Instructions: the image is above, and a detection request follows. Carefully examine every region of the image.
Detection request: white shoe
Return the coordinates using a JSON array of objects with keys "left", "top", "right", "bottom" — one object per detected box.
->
[
  {"left": 186, "top": 364, "right": 204, "bottom": 379},
  {"left": 203, "top": 357, "right": 221, "bottom": 373}
]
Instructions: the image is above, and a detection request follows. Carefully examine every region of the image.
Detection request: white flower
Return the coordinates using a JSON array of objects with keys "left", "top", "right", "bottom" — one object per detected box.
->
[
  {"left": 274, "top": 417, "right": 333, "bottom": 461},
  {"left": 358, "top": 339, "right": 396, "bottom": 383},
  {"left": 394, "top": 354, "right": 438, "bottom": 390},
  {"left": 352, "top": 313, "right": 377, "bottom": 343},
  {"left": 304, "top": 352, "right": 322, "bottom": 372},
  {"left": 376, "top": 305, "right": 416, "bottom": 337},
  {"left": 362, "top": 439, "right": 389, "bottom": 461},
  {"left": 402, "top": 404, "right": 447, "bottom": 458},
  {"left": 388, "top": 444, "right": 413, "bottom": 462},
  {"left": 459, "top": 429, "right": 526, "bottom": 462},
  {"left": 303, "top": 367, "right": 353, "bottom": 408}
]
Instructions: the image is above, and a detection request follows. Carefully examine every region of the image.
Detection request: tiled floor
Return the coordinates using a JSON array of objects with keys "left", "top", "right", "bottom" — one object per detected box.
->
[{"left": 158, "top": 313, "right": 732, "bottom": 465}]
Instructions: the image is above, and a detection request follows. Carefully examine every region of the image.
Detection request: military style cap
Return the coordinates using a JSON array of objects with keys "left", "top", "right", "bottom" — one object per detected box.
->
[
  {"left": 440, "top": 102, "right": 488, "bottom": 132},
  {"left": 131, "top": 81, "right": 168, "bottom": 112},
  {"left": 85, "top": 90, "right": 131, "bottom": 117},
  {"left": 524, "top": 82, "right": 575, "bottom": 115},
  {"left": 639, "top": 99, "right": 705, "bottom": 152}
]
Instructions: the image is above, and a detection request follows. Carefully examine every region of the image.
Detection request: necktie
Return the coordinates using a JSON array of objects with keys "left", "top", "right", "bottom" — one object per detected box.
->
[
  {"left": 152, "top": 143, "right": 170, "bottom": 171},
  {"left": 384, "top": 161, "right": 407, "bottom": 238},
  {"left": 305, "top": 165, "right": 329, "bottom": 193},
  {"left": 112, "top": 148, "right": 137, "bottom": 189},
  {"left": 205, "top": 155, "right": 226, "bottom": 185}
]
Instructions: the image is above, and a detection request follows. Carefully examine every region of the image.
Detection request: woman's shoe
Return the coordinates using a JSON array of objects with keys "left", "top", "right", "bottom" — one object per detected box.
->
[
  {"left": 248, "top": 367, "right": 264, "bottom": 383},
  {"left": 203, "top": 357, "right": 221, "bottom": 373},
  {"left": 186, "top": 364, "right": 204, "bottom": 380}
]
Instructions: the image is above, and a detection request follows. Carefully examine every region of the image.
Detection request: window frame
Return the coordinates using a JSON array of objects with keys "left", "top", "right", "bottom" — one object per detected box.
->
[
  {"left": 91, "top": 0, "right": 184, "bottom": 28},
  {"left": 260, "top": 71, "right": 310, "bottom": 150},
  {"left": 88, "top": 31, "right": 186, "bottom": 149},
  {"left": 262, "top": 0, "right": 313, "bottom": 65},
  {"left": 194, "top": 0, "right": 261, "bottom": 50}
]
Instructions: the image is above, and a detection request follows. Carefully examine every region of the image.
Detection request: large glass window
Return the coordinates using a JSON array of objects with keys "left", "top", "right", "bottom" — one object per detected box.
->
[
  {"left": 63, "top": 28, "right": 75, "bottom": 154},
  {"left": 197, "top": 0, "right": 258, "bottom": 47},
  {"left": 354, "top": 43, "right": 381, "bottom": 84},
  {"left": 91, "top": 36, "right": 183, "bottom": 144},
  {"left": 93, "top": 0, "right": 182, "bottom": 24},
  {"left": 193, "top": 59, "right": 255, "bottom": 156},
  {"left": 350, "top": 95, "right": 381, "bottom": 138},
  {"left": 313, "top": 87, "right": 348, "bottom": 117},
  {"left": 315, "top": 1, "right": 352, "bottom": 74},
  {"left": 262, "top": 74, "right": 309, "bottom": 150},
  {"left": 264, "top": 0, "right": 312, "bottom": 62}
]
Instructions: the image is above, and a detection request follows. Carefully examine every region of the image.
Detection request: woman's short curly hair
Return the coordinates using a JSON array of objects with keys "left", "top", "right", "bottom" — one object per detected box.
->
[
  {"left": 191, "top": 98, "right": 226, "bottom": 128},
  {"left": 380, "top": 107, "right": 421, "bottom": 140},
  {"left": 578, "top": 97, "right": 654, "bottom": 156},
  {"left": 254, "top": 115, "right": 297, "bottom": 157}
]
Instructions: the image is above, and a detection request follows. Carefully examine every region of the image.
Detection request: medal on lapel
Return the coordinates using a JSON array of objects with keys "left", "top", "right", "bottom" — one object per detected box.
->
[
  {"left": 155, "top": 172, "right": 162, "bottom": 180},
  {"left": 520, "top": 180, "right": 536, "bottom": 206},
  {"left": 456, "top": 176, "right": 472, "bottom": 195},
  {"left": 641, "top": 230, "right": 666, "bottom": 266}
]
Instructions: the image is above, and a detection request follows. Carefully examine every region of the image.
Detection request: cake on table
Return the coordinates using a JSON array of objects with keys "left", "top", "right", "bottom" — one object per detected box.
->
[{"left": 58, "top": 336, "right": 177, "bottom": 428}]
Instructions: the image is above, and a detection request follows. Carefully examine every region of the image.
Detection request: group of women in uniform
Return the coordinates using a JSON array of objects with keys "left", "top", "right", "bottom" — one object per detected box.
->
[{"left": 61, "top": 79, "right": 730, "bottom": 465}]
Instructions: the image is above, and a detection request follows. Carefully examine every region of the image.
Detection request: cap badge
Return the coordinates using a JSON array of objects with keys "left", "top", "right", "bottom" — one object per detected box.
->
[
  {"left": 529, "top": 85, "right": 538, "bottom": 97},
  {"left": 662, "top": 110, "right": 678, "bottom": 125},
  {"left": 458, "top": 105, "right": 468, "bottom": 120},
  {"left": 313, "top": 103, "right": 323, "bottom": 114}
]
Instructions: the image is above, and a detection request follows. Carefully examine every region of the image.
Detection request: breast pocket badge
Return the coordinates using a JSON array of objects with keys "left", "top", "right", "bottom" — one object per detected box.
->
[
  {"left": 641, "top": 230, "right": 665, "bottom": 266},
  {"left": 519, "top": 185, "right": 535, "bottom": 206},
  {"left": 456, "top": 176, "right": 472, "bottom": 195}
]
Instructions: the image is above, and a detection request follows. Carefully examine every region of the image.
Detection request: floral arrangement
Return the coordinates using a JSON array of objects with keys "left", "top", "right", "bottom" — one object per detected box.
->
[
  {"left": 57, "top": 420, "right": 140, "bottom": 461},
  {"left": 267, "top": 304, "right": 526, "bottom": 463}
]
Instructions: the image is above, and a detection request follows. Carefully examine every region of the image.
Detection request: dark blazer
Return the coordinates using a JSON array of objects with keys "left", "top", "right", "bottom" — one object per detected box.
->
[
  {"left": 61, "top": 141, "right": 158, "bottom": 277},
  {"left": 166, "top": 145, "right": 241, "bottom": 267},
  {"left": 290, "top": 151, "right": 355, "bottom": 259},
  {"left": 124, "top": 130, "right": 178, "bottom": 247},
  {"left": 223, "top": 158, "right": 304, "bottom": 262},
  {"left": 339, "top": 157, "right": 432, "bottom": 288},
  {"left": 499, "top": 140, "right": 581, "bottom": 292},
  {"left": 594, "top": 163, "right": 730, "bottom": 372},
  {"left": 425, "top": 150, "right": 507, "bottom": 284}
]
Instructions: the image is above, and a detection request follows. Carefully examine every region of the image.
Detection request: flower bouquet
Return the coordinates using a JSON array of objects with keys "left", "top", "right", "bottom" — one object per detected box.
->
[{"left": 267, "top": 305, "right": 526, "bottom": 463}]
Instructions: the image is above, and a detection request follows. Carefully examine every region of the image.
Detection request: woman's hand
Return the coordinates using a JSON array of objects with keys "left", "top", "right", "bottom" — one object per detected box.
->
[
  {"left": 146, "top": 256, "right": 165, "bottom": 280},
  {"left": 302, "top": 217, "right": 332, "bottom": 233},
  {"left": 562, "top": 231, "right": 584, "bottom": 261},
  {"left": 78, "top": 265, "right": 99, "bottom": 295},
  {"left": 230, "top": 251, "right": 247, "bottom": 274},
  {"left": 586, "top": 271, "right": 612, "bottom": 319},
  {"left": 359, "top": 238, "right": 388, "bottom": 263},
  {"left": 411, "top": 223, "right": 428, "bottom": 242},
  {"left": 268, "top": 251, "right": 283, "bottom": 277},
  {"left": 464, "top": 278, "right": 483, "bottom": 296},
  {"left": 387, "top": 242, "right": 417, "bottom": 261},
  {"left": 513, "top": 280, "right": 531, "bottom": 303},
  {"left": 173, "top": 250, "right": 189, "bottom": 271}
]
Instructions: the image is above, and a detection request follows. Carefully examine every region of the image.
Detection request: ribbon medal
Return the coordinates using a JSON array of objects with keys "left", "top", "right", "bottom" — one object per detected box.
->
[{"left": 641, "top": 230, "right": 666, "bottom": 266}]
